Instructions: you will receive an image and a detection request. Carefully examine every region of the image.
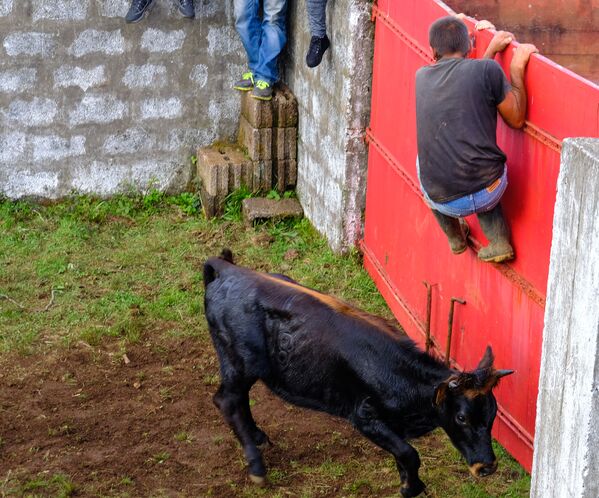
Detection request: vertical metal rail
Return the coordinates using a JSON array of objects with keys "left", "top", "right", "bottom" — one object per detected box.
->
[
  {"left": 423, "top": 281, "right": 432, "bottom": 353},
  {"left": 446, "top": 298, "right": 466, "bottom": 366}
]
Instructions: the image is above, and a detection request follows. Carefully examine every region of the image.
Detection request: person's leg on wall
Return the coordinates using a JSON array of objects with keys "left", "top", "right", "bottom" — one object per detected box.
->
[
  {"left": 306, "top": 0, "right": 330, "bottom": 68},
  {"left": 250, "top": 0, "right": 288, "bottom": 101},
  {"left": 472, "top": 167, "right": 513, "bottom": 263},
  {"left": 177, "top": 0, "right": 195, "bottom": 18},
  {"left": 125, "top": 0, "right": 156, "bottom": 23},
  {"left": 233, "top": 0, "right": 262, "bottom": 91},
  {"left": 431, "top": 209, "right": 469, "bottom": 255},
  {"left": 476, "top": 203, "right": 514, "bottom": 263}
]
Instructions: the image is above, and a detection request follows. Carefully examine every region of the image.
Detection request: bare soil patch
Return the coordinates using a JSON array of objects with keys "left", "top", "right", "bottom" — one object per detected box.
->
[
  {"left": 0, "top": 335, "right": 527, "bottom": 498},
  {"left": 0, "top": 337, "right": 389, "bottom": 497}
]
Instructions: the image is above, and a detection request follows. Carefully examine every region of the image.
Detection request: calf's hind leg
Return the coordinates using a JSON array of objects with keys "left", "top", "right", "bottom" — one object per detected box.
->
[
  {"left": 213, "top": 382, "right": 268, "bottom": 484},
  {"left": 214, "top": 384, "right": 271, "bottom": 448}
]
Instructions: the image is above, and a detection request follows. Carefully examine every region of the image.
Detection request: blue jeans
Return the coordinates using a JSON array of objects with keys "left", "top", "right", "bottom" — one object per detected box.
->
[
  {"left": 307, "top": 0, "right": 327, "bottom": 37},
  {"left": 234, "top": 0, "right": 288, "bottom": 84},
  {"left": 417, "top": 158, "right": 508, "bottom": 218}
]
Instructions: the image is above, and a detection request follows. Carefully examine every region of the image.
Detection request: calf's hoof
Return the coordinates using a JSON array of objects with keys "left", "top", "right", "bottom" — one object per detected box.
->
[
  {"left": 400, "top": 480, "right": 426, "bottom": 497},
  {"left": 254, "top": 429, "right": 271, "bottom": 449},
  {"left": 249, "top": 474, "right": 266, "bottom": 486},
  {"left": 249, "top": 459, "right": 266, "bottom": 486}
]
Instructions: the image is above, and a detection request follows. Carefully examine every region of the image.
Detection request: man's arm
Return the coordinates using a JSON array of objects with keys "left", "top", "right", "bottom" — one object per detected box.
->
[
  {"left": 483, "top": 31, "right": 513, "bottom": 59},
  {"left": 497, "top": 44, "right": 538, "bottom": 129}
]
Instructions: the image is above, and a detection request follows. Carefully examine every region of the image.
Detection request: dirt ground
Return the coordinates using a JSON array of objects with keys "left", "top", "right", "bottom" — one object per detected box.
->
[
  {"left": 0, "top": 334, "right": 529, "bottom": 498},
  {"left": 0, "top": 336, "right": 395, "bottom": 497}
]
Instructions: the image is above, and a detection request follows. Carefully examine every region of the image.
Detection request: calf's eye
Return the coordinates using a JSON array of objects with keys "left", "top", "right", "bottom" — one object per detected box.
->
[{"left": 456, "top": 413, "right": 467, "bottom": 425}]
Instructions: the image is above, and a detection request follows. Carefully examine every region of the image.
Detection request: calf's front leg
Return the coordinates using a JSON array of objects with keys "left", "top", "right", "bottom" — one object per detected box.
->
[{"left": 352, "top": 408, "right": 425, "bottom": 497}]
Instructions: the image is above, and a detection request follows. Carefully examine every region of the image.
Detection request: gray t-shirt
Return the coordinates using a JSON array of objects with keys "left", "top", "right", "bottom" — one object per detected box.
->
[{"left": 416, "top": 57, "right": 511, "bottom": 203}]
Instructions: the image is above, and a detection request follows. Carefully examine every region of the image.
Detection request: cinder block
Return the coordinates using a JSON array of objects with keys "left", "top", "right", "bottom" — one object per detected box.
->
[
  {"left": 197, "top": 145, "right": 252, "bottom": 217},
  {"left": 274, "top": 159, "right": 297, "bottom": 192},
  {"left": 238, "top": 115, "right": 272, "bottom": 161},
  {"left": 251, "top": 159, "right": 273, "bottom": 192},
  {"left": 240, "top": 91, "right": 273, "bottom": 129},
  {"left": 242, "top": 197, "right": 304, "bottom": 224},
  {"left": 272, "top": 127, "right": 297, "bottom": 161},
  {"left": 272, "top": 84, "right": 298, "bottom": 128},
  {"left": 200, "top": 186, "right": 219, "bottom": 218},
  {"left": 229, "top": 159, "right": 254, "bottom": 191},
  {"left": 197, "top": 147, "right": 229, "bottom": 197}
]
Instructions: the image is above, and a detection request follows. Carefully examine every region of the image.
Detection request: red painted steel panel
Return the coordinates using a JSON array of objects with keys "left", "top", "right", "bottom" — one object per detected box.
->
[{"left": 363, "top": 0, "right": 599, "bottom": 472}]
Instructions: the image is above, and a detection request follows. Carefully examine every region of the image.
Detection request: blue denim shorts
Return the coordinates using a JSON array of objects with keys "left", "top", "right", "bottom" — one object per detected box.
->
[{"left": 417, "top": 158, "right": 507, "bottom": 218}]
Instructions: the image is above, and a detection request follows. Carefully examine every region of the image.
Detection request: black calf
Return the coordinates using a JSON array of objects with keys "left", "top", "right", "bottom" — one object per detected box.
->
[{"left": 203, "top": 250, "right": 513, "bottom": 497}]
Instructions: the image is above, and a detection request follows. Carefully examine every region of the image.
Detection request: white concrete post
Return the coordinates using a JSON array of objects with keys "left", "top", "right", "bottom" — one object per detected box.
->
[{"left": 531, "top": 138, "right": 599, "bottom": 498}]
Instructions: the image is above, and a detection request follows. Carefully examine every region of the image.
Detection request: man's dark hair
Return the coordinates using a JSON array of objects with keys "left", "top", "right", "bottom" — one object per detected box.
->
[{"left": 429, "top": 16, "right": 470, "bottom": 60}]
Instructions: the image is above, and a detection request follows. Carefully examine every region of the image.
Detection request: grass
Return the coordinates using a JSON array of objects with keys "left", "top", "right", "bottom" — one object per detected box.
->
[
  {"left": 0, "top": 191, "right": 389, "bottom": 354},
  {"left": 0, "top": 473, "right": 77, "bottom": 497},
  {"left": 0, "top": 191, "right": 530, "bottom": 497}
]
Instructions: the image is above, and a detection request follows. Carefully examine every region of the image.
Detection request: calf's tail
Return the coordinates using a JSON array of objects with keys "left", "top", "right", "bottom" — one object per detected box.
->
[
  {"left": 220, "top": 248, "right": 234, "bottom": 264},
  {"left": 203, "top": 249, "right": 235, "bottom": 288}
]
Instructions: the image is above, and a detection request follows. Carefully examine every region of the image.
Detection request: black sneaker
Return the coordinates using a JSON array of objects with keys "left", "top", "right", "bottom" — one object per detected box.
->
[
  {"left": 177, "top": 0, "right": 195, "bottom": 18},
  {"left": 306, "top": 35, "right": 330, "bottom": 68},
  {"left": 125, "top": 0, "right": 155, "bottom": 23}
]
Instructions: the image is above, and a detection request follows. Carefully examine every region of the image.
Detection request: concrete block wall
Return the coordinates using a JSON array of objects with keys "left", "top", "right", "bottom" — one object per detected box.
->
[
  {"left": 285, "top": 0, "right": 374, "bottom": 252},
  {"left": 0, "top": 0, "right": 245, "bottom": 199},
  {"left": 531, "top": 138, "right": 599, "bottom": 498}
]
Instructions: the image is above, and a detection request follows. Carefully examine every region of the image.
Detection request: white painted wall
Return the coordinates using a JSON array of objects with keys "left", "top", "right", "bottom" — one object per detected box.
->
[
  {"left": 531, "top": 138, "right": 599, "bottom": 498},
  {"left": 0, "top": 0, "right": 243, "bottom": 200}
]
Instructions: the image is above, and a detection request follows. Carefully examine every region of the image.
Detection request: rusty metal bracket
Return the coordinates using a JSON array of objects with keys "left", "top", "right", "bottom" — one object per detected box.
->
[
  {"left": 422, "top": 281, "right": 433, "bottom": 353},
  {"left": 445, "top": 297, "right": 466, "bottom": 367}
]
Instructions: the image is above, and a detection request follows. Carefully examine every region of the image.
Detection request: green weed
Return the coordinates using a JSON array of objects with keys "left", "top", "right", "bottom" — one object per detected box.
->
[
  {"left": 174, "top": 431, "right": 193, "bottom": 443},
  {"left": 150, "top": 451, "right": 170, "bottom": 464},
  {"left": 222, "top": 186, "right": 254, "bottom": 221},
  {"left": 17, "top": 473, "right": 76, "bottom": 498}
]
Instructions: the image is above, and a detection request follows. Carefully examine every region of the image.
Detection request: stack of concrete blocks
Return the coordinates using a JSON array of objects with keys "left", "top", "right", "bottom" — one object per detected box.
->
[
  {"left": 197, "top": 84, "right": 298, "bottom": 217},
  {"left": 238, "top": 84, "right": 298, "bottom": 193}
]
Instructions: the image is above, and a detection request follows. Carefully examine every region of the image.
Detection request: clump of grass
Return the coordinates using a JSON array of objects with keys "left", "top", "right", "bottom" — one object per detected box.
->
[
  {"left": 222, "top": 186, "right": 254, "bottom": 221},
  {"left": 14, "top": 473, "right": 77, "bottom": 498},
  {"left": 150, "top": 451, "right": 170, "bottom": 465},
  {"left": 174, "top": 431, "right": 193, "bottom": 443},
  {"left": 171, "top": 192, "right": 202, "bottom": 216}
]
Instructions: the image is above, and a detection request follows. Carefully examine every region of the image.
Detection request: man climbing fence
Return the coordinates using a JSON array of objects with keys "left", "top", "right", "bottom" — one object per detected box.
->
[{"left": 416, "top": 16, "right": 537, "bottom": 263}]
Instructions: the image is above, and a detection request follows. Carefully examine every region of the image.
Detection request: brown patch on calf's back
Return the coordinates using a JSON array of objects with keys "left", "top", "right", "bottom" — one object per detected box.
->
[{"left": 260, "top": 274, "right": 397, "bottom": 335}]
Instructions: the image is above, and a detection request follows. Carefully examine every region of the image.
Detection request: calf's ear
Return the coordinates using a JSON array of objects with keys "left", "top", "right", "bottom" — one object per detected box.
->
[
  {"left": 433, "top": 375, "right": 462, "bottom": 406},
  {"left": 495, "top": 369, "right": 514, "bottom": 379},
  {"left": 476, "top": 346, "right": 495, "bottom": 371},
  {"left": 433, "top": 382, "right": 449, "bottom": 406}
]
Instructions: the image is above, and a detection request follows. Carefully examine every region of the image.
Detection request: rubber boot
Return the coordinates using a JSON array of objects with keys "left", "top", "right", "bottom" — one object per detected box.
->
[
  {"left": 431, "top": 210, "right": 469, "bottom": 254},
  {"left": 476, "top": 204, "right": 514, "bottom": 263}
]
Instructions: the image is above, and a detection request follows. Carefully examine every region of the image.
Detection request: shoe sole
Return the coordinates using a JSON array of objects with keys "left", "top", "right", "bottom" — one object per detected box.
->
[
  {"left": 125, "top": 0, "right": 156, "bottom": 23},
  {"left": 478, "top": 252, "right": 514, "bottom": 263},
  {"left": 451, "top": 245, "right": 468, "bottom": 255},
  {"left": 233, "top": 86, "right": 253, "bottom": 91},
  {"left": 251, "top": 94, "right": 272, "bottom": 101},
  {"left": 178, "top": 7, "right": 195, "bottom": 18}
]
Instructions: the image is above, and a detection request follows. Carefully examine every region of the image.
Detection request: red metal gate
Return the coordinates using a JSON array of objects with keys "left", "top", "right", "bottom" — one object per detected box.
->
[{"left": 362, "top": 0, "right": 599, "bottom": 471}]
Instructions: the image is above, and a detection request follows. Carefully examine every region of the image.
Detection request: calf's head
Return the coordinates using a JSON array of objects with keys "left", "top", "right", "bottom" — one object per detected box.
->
[{"left": 434, "top": 346, "right": 513, "bottom": 478}]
